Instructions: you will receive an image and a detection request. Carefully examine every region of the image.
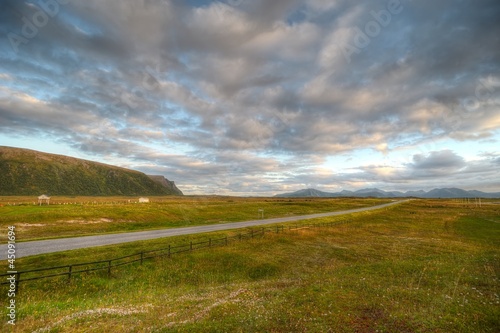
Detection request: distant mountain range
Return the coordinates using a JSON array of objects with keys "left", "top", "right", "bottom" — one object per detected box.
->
[
  {"left": 0, "top": 146, "right": 183, "bottom": 196},
  {"left": 275, "top": 188, "right": 500, "bottom": 198}
]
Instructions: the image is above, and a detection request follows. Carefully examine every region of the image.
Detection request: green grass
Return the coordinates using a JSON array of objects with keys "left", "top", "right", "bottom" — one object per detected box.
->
[
  {"left": 0, "top": 196, "right": 391, "bottom": 241},
  {"left": 1, "top": 199, "right": 499, "bottom": 332},
  {"left": 0, "top": 146, "right": 180, "bottom": 196}
]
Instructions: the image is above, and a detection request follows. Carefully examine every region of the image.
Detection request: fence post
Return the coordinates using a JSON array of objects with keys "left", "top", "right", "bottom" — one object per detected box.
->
[
  {"left": 276, "top": 226, "right": 279, "bottom": 233},
  {"left": 209, "top": 238, "right": 212, "bottom": 247},
  {"left": 168, "top": 245, "right": 171, "bottom": 258},
  {"left": 190, "top": 241, "right": 193, "bottom": 252},
  {"left": 108, "top": 260, "right": 112, "bottom": 277},
  {"left": 140, "top": 252, "right": 144, "bottom": 265},
  {"left": 225, "top": 236, "right": 228, "bottom": 246},
  {"left": 239, "top": 233, "right": 242, "bottom": 241},
  {"left": 68, "top": 265, "right": 72, "bottom": 282},
  {"left": 251, "top": 229, "right": 254, "bottom": 238}
]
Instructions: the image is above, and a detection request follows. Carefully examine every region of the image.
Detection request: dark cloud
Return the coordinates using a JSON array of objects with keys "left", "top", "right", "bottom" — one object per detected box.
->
[
  {"left": 411, "top": 150, "right": 466, "bottom": 173},
  {"left": 0, "top": 0, "right": 499, "bottom": 194},
  {"left": 297, "top": 151, "right": 500, "bottom": 193}
]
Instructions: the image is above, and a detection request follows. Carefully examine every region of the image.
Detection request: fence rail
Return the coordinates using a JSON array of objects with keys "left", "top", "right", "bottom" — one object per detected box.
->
[{"left": 1, "top": 220, "right": 351, "bottom": 291}]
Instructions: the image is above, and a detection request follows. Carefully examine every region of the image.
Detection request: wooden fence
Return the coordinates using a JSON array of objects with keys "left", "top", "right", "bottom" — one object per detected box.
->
[{"left": 1, "top": 220, "right": 351, "bottom": 292}]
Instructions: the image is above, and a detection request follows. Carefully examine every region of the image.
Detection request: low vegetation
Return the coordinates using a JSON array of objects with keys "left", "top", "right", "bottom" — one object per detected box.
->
[
  {"left": 1, "top": 199, "right": 498, "bottom": 332},
  {"left": 0, "top": 196, "right": 391, "bottom": 241},
  {"left": 0, "top": 146, "right": 181, "bottom": 196}
]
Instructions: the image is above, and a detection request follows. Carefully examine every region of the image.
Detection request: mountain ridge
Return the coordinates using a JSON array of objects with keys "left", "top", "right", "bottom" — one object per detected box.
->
[
  {"left": 275, "top": 187, "right": 500, "bottom": 198},
  {"left": 0, "top": 146, "right": 183, "bottom": 196}
]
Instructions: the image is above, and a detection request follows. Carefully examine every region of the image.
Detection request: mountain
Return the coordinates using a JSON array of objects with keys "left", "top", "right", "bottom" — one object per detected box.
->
[
  {"left": 352, "top": 188, "right": 390, "bottom": 198},
  {"left": 405, "top": 190, "right": 427, "bottom": 197},
  {"left": 275, "top": 187, "right": 500, "bottom": 198},
  {"left": 0, "top": 146, "right": 183, "bottom": 196},
  {"left": 147, "top": 175, "right": 183, "bottom": 196},
  {"left": 275, "top": 188, "right": 333, "bottom": 198},
  {"left": 275, "top": 188, "right": 339, "bottom": 198},
  {"left": 424, "top": 188, "right": 471, "bottom": 198}
]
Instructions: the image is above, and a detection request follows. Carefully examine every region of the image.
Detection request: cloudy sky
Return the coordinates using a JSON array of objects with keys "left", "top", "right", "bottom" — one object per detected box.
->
[{"left": 1, "top": 0, "right": 499, "bottom": 195}]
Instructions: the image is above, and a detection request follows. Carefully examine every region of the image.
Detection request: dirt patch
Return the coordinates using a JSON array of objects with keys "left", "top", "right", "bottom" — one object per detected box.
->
[
  {"left": 63, "top": 218, "right": 115, "bottom": 224},
  {"left": 32, "top": 305, "right": 153, "bottom": 333},
  {"left": 350, "top": 306, "right": 421, "bottom": 333},
  {"left": 161, "top": 288, "right": 259, "bottom": 329},
  {"left": 17, "top": 223, "right": 45, "bottom": 227}
]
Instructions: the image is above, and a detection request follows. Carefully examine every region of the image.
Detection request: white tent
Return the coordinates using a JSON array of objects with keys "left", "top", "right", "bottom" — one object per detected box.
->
[{"left": 38, "top": 195, "right": 50, "bottom": 205}]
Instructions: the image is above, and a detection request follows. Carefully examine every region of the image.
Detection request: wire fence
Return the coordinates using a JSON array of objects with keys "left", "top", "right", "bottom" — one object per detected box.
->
[{"left": 1, "top": 220, "right": 351, "bottom": 292}]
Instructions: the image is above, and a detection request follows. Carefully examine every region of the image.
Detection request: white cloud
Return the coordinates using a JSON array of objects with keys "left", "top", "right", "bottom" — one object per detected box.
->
[
  {"left": 244, "top": 21, "right": 321, "bottom": 62},
  {"left": 1, "top": 0, "right": 499, "bottom": 194}
]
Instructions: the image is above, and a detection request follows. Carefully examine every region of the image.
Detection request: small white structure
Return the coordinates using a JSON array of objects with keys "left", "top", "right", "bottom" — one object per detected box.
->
[
  {"left": 38, "top": 194, "right": 51, "bottom": 206},
  {"left": 138, "top": 197, "right": 150, "bottom": 203}
]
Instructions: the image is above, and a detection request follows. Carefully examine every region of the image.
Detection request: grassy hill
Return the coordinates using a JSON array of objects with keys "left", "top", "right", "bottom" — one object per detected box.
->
[{"left": 0, "top": 146, "right": 182, "bottom": 196}]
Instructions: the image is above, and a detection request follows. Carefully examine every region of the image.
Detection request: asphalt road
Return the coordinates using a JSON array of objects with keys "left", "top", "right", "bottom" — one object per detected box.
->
[{"left": 2, "top": 200, "right": 406, "bottom": 259}]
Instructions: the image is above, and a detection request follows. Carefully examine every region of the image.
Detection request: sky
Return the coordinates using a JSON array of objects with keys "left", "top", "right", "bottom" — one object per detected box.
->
[{"left": 1, "top": 0, "right": 499, "bottom": 195}]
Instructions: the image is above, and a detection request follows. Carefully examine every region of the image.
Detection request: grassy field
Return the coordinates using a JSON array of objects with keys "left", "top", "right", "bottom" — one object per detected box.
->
[
  {"left": 0, "top": 196, "right": 391, "bottom": 241},
  {"left": 1, "top": 199, "right": 499, "bottom": 332}
]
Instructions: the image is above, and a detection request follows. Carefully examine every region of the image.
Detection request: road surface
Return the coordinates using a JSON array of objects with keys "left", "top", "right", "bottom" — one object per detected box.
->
[{"left": 2, "top": 200, "right": 407, "bottom": 259}]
